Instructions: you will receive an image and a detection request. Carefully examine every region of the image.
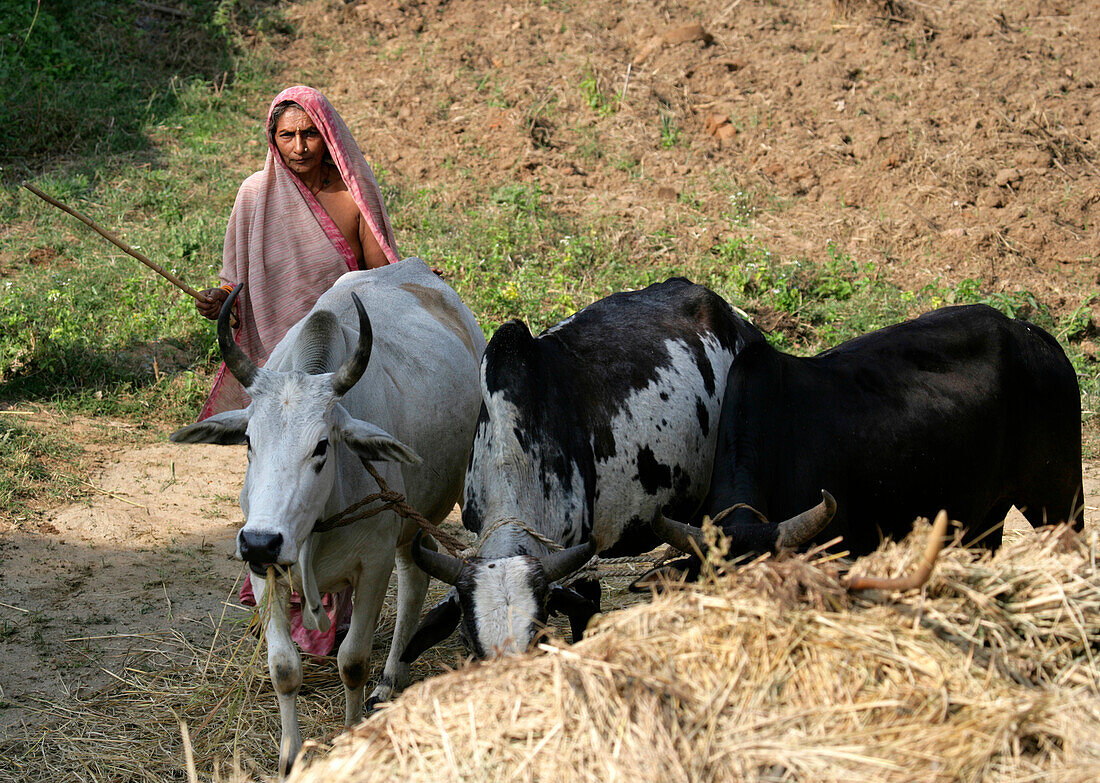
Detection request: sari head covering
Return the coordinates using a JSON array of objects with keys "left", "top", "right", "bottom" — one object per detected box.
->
[{"left": 199, "top": 86, "right": 399, "bottom": 419}]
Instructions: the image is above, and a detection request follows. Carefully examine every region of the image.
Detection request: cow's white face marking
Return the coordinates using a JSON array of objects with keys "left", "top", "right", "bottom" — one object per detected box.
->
[
  {"left": 237, "top": 371, "right": 338, "bottom": 565},
  {"left": 468, "top": 557, "right": 541, "bottom": 656}
]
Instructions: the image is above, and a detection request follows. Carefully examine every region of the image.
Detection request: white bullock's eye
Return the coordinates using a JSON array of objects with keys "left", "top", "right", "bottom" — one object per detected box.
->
[{"left": 311, "top": 439, "right": 329, "bottom": 459}]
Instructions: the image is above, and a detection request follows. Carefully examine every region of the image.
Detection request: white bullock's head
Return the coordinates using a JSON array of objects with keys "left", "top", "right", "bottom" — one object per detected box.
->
[
  {"left": 171, "top": 285, "right": 420, "bottom": 570},
  {"left": 400, "top": 529, "right": 596, "bottom": 661}
]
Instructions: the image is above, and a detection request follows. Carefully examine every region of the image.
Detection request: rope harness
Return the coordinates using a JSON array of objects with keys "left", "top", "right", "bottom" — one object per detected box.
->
[
  {"left": 312, "top": 462, "right": 467, "bottom": 556},
  {"left": 315, "top": 466, "right": 682, "bottom": 581},
  {"left": 457, "top": 516, "right": 564, "bottom": 559},
  {"left": 711, "top": 502, "right": 770, "bottom": 526}
]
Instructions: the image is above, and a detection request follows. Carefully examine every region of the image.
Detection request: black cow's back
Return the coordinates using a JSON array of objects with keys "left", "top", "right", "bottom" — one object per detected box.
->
[{"left": 707, "top": 304, "right": 1083, "bottom": 555}]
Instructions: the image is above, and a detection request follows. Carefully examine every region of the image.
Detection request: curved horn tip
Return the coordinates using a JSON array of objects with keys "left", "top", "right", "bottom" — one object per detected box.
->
[
  {"left": 350, "top": 292, "right": 370, "bottom": 334},
  {"left": 775, "top": 489, "right": 837, "bottom": 550},
  {"left": 410, "top": 528, "right": 465, "bottom": 586},
  {"left": 541, "top": 538, "right": 597, "bottom": 584},
  {"left": 217, "top": 283, "right": 259, "bottom": 388},
  {"left": 331, "top": 292, "right": 374, "bottom": 397}
]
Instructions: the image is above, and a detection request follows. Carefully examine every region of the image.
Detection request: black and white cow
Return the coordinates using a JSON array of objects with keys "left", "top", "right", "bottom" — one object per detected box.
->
[
  {"left": 651, "top": 303, "right": 1085, "bottom": 565},
  {"left": 170, "top": 259, "right": 485, "bottom": 774},
  {"left": 400, "top": 277, "right": 830, "bottom": 661}
]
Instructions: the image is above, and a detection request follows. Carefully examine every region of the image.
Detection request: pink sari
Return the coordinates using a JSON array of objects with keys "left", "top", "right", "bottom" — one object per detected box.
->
[
  {"left": 200, "top": 85, "right": 399, "bottom": 418},
  {"left": 201, "top": 86, "right": 399, "bottom": 655}
]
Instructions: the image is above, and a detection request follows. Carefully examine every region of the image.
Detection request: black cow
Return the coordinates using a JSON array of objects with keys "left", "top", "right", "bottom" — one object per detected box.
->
[{"left": 652, "top": 303, "right": 1084, "bottom": 563}]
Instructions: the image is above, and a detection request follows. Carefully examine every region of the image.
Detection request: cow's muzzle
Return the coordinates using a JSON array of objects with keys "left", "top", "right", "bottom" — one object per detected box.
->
[{"left": 238, "top": 530, "right": 284, "bottom": 567}]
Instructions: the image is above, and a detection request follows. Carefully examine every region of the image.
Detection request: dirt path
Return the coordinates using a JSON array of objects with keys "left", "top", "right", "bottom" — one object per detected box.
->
[
  {"left": 1, "top": 437, "right": 1097, "bottom": 733},
  {"left": 0, "top": 439, "right": 246, "bottom": 731}
]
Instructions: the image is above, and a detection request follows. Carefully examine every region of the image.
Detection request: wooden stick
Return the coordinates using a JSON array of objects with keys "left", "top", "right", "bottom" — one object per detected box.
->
[{"left": 22, "top": 182, "right": 204, "bottom": 301}]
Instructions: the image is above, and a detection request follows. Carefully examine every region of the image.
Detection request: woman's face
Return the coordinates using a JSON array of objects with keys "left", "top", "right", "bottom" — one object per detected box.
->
[{"left": 273, "top": 106, "right": 326, "bottom": 179}]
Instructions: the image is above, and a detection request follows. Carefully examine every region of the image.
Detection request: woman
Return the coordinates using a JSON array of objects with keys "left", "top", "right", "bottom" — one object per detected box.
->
[{"left": 196, "top": 85, "right": 400, "bottom": 418}]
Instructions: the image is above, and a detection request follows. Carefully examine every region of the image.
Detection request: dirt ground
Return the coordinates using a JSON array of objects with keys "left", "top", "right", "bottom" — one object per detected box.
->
[
  {"left": 0, "top": 422, "right": 461, "bottom": 734},
  {"left": 306, "top": 0, "right": 1099, "bottom": 328},
  {"left": 3, "top": 0, "right": 1100, "bottom": 756}
]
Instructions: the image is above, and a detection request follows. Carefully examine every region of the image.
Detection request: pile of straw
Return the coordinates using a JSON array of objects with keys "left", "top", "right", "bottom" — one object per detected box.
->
[
  {"left": 4, "top": 524, "right": 1099, "bottom": 781},
  {"left": 0, "top": 621, "right": 290, "bottom": 783},
  {"left": 289, "top": 523, "right": 1100, "bottom": 783}
]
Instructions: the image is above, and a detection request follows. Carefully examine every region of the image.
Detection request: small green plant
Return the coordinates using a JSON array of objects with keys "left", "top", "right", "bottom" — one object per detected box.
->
[
  {"left": 1058, "top": 296, "right": 1099, "bottom": 342},
  {"left": 580, "top": 69, "right": 618, "bottom": 116},
  {"left": 492, "top": 183, "right": 544, "bottom": 214},
  {"left": 722, "top": 190, "right": 758, "bottom": 227},
  {"left": 660, "top": 114, "right": 681, "bottom": 149}
]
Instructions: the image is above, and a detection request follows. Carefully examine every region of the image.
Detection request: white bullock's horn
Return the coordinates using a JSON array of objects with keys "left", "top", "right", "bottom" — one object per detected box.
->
[
  {"left": 331, "top": 292, "right": 373, "bottom": 397},
  {"left": 218, "top": 283, "right": 259, "bottom": 388}
]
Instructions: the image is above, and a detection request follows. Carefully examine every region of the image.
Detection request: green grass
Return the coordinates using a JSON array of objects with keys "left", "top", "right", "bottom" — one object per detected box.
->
[
  {"left": 0, "top": 0, "right": 259, "bottom": 177},
  {"left": 2, "top": 76, "right": 266, "bottom": 419},
  {"left": 0, "top": 418, "right": 81, "bottom": 518}
]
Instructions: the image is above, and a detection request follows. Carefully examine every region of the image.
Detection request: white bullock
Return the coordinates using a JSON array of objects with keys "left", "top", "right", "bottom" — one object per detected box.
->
[{"left": 171, "top": 258, "right": 484, "bottom": 775}]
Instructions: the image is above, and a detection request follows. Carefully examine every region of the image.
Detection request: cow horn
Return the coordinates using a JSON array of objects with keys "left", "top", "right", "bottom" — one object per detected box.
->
[
  {"left": 540, "top": 539, "right": 597, "bottom": 583},
  {"left": 847, "top": 509, "right": 949, "bottom": 592},
  {"left": 331, "top": 293, "right": 373, "bottom": 397},
  {"left": 218, "top": 283, "right": 259, "bottom": 388},
  {"left": 410, "top": 528, "right": 464, "bottom": 586},
  {"left": 775, "top": 490, "right": 837, "bottom": 549},
  {"left": 651, "top": 513, "right": 706, "bottom": 554}
]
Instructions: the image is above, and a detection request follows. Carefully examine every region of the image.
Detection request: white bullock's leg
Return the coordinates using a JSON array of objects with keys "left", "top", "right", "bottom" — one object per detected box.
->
[
  {"left": 253, "top": 575, "right": 302, "bottom": 776},
  {"left": 366, "top": 534, "right": 431, "bottom": 708},
  {"left": 338, "top": 569, "right": 389, "bottom": 726}
]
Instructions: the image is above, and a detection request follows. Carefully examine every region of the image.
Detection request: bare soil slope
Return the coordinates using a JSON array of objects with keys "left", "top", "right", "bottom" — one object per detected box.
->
[{"left": 296, "top": 0, "right": 1098, "bottom": 326}]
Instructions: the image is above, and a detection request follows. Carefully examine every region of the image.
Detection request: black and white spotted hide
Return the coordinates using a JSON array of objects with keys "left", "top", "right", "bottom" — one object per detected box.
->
[{"left": 404, "top": 277, "right": 761, "bottom": 661}]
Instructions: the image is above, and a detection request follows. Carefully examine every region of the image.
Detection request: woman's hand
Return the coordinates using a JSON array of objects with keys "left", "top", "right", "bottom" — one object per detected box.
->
[{"left": 196, "top": 287, "right": 229, "bottom": 320}]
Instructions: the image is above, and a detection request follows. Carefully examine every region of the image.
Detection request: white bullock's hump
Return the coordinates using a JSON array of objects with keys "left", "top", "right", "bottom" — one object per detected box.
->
[
  {"left": 326, "top": 257, "right": 441, "bottom": 311},
  {"left": 320, "top": 258, "right": 484, "bottom": 360}
]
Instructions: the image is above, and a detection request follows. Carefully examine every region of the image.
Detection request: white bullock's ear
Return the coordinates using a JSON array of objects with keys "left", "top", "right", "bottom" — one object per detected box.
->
[
  {"left": 333, "top": 405, "right": 422, "bottom": 464},
  {"left": 169, "top": 408, "right": 250, "bottom": 445}
]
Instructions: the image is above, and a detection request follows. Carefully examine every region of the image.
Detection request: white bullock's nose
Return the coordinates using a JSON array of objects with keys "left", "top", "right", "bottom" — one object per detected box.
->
[{"left": 238, "top": 529, "right": 284, "bottom": 565}]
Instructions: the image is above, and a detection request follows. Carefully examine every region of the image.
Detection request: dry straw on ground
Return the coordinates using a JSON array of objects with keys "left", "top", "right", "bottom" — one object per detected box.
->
[
  {"left": 289, "top": 523, "right": 1100, "bottom": 783},
  {"left": 4, "top": 523, "right": 1100, "bottom": 782}
]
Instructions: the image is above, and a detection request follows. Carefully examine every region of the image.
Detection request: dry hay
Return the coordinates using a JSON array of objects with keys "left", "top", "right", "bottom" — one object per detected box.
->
[
  {"left": 4, "top": 523, "right": 1100, "bottom": 782},
  {"left": 0, "top": 603, "right": 287, "bottom": 783},
  {"left": 289, "top": 523, "right": 1100, "bottom": 783}
]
